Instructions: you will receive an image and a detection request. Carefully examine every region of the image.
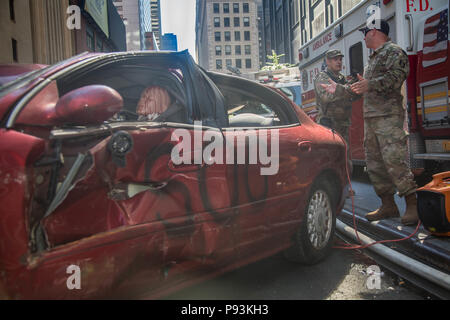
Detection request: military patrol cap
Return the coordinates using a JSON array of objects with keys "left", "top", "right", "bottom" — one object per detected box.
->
[
  {"left": 359, "top": 19, "right": 390, "bottom": 36},
  {"left": 325, "top": 49, "right": 344, "bottom": 59}
]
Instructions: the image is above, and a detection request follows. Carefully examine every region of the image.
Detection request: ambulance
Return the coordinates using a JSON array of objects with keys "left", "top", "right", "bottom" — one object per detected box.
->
[{"left": 298, "top": 0, "right": 449, "bottom": 175}]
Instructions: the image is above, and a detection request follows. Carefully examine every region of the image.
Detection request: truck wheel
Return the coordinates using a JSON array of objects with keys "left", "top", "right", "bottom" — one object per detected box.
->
[{"left": 284, "top": 179, "right": 336, "bottom": 265}]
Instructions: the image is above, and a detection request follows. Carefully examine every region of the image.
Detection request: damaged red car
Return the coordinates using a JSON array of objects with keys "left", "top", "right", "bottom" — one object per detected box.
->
[{"left": 0, "top": 51, "right": 348, "bottom": 299}]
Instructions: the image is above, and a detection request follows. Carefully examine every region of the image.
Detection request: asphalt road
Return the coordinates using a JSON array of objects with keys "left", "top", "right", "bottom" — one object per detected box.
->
[{"left": 165, "top": 238, "right": 429, "bottom": 300}]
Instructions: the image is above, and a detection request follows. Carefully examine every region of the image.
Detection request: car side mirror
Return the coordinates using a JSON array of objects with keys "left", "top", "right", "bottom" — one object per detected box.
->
[{"left": 54, "top": 85, "right": 123, "bottom": 125}]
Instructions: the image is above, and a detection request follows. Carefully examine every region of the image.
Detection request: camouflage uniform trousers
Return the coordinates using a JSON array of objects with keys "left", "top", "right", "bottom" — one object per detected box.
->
[{"left": 364, "top": 113, "right": 417, "bottom": 197}]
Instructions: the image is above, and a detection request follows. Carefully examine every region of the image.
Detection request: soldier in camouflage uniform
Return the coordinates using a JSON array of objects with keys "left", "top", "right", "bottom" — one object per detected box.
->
[
  {"left": 314, "top": 50, "right": 359, "bottom": 146},
  {"left": 314, "top": 50, "right": 360, "bottom": 178},
  {"left": 350, "top": 20, "right": 418, "bottom": 226}
]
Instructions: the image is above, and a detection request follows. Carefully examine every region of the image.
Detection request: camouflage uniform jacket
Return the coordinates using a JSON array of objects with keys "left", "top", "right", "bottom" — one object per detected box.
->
[
  {"left": 314, "top": 68, "right": 359, "bottom": 127},
  {"left": 363, "top": 41, "right": 410, "bottom": 118}
]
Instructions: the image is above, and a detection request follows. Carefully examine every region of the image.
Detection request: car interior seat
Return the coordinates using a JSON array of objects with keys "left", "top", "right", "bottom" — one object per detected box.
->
[{"left": 137, "top": 86, "right": 172, "bottom": 121}]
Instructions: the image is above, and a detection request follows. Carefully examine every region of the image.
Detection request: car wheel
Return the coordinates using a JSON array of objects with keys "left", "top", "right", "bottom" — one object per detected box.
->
[{"left": 284, "top": 178, "right": 336, "bottom": 265}]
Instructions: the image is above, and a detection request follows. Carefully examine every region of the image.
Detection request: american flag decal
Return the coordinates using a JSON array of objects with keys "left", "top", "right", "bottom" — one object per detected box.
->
[{"left": 422, "top": 8, "right": 448, "bottom": 68}]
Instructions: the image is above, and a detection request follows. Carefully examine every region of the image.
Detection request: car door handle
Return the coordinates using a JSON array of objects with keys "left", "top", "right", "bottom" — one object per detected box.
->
[
  {"left": 108, "top": 182, "right": 168, "bottom": 200},
  {"left": 298, "top": 141, "right": 312, "bottom": 153}
]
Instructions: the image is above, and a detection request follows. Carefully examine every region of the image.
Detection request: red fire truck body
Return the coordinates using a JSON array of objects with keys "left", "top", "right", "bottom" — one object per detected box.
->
[{"left": 298, "top": 0, "right": 449, "bottom": 173}]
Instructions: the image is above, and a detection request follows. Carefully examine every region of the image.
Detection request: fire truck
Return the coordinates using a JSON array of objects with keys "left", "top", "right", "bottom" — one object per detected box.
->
[{"left": 298, "top": 0, "right": 449, "bottom": 176}]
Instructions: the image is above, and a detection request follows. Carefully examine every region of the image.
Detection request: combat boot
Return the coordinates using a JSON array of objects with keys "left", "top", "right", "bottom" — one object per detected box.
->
[
  {"left": 401, "top": 193, "right": 419, "bottom": 226},
  {"left": 365, "top": 193, "right": 400, "bottom": 221}
]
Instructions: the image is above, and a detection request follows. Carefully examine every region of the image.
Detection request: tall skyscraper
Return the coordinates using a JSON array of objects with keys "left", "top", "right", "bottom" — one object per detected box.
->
[
  {"left": 196, "top": 0, "right": 260, "bottom": 74},
  {"left": 113, "top": 0, "right": 161, "bottom": 50},
  {"left": 150, "top": 0, "right": 162, "bottom": 48},
  {"left": 139, "top": 0, "right": 153, "bottom": 49}
]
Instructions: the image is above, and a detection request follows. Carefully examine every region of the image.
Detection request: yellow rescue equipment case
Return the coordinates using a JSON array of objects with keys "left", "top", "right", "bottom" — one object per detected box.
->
[{"left": 417, "top": 172, "right": 450, "bottom": 236}]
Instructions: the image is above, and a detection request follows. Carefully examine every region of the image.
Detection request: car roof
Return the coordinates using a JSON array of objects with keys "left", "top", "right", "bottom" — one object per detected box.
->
[
  {"left": 0, "top": 63, "right": 48, "bottom": 77},
  {"left": 0, "top": 50, "right": 193, "bottom": 97},
  {"left": 0, "top": 64, "right": 49, "bottom": 87}
]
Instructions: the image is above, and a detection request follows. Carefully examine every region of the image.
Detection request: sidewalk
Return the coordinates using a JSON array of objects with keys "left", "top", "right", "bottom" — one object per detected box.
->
[{"left": 337, "top": 177, "right": 450, "bottom": 297}]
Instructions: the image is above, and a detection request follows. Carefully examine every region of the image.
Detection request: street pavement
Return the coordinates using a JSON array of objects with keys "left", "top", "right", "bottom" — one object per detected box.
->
[{"left": 165, "top": 241, "right": 428, "bottom": 300}]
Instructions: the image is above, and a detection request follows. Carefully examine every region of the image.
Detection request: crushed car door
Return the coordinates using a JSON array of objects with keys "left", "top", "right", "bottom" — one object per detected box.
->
[{"left": 40, "top": 125, "right": 235, "bottom": 296}]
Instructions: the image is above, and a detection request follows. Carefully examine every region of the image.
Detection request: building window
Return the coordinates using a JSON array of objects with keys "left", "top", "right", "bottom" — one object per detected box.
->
[
  {"left": 243, "top": 17, "right": 250, "bottom": 27},
  {"left": 9, "top": 0, "right": 15, "bottom": 22},
  {"left": 215, "top": 32, "right": 221, "bottom": 41},
  {"left": 233, "top": 3, "right": 239, "bottom": 13},
  {"left": 224, "top": 31, "right": 231, "bottom": 41},
  {"left": 236, "top": 59, "right": 242, "bottom": 69},
  {"left": 213, "top": 3, "right": 220, "bottom": 13},
  {"left": 215, "top": 45, "right": 222, "bottom": 56},
  {"left": 300, "top": 0, "right": 306, "bottom": 16},
  {"left": 214, "top": 17, "right": 220, "bottom": 27},
  {"left": 11, "top": 38, "right": 18, "bottom": 62},
  {"left": 235, "top": 31, "right": 241, "bottom": 41},
  {"left": 312, "top": 1, "right": 325, "bottom": 38},
  {"left": 234, "top": 17, "right": 240, "bottom": 27},
  {"left": 226, "top": 59, "right": 233, "bottom": 68},
  {"left": 275, "top": 10, "right": 284, "bottom": 43},
  {"left": 86, "top": 27, "right": 95, "bottom": 51},
  {"left": 342, "top": 0, "right": 363, "bottom": 16},
  {"left": 223, "top": 3, "right": 230, "bottom": 13},
  {"left": 245, "top": 59, "right": 252, "bottom": 69},
  {"left": 290, "top": 0, "right": 300, "bottom": 26},
  {"left": 235, "top": 45, "right": 241, "bottom": 55},
  {"left": 225, "top": 45, "right": 232, "bottom": 55},
  {"left": 244, "top": 31, "right": 250, "bottom": 41},
  {"left": 216, "top": 59, "right": 223, "bottom": 69},
  {"left": 224, "top": 17, "right": 230, "bottom": 27},
  {"left": 245, "top": 45, "right": 251, "bottom": 55},
  {"left": 96, "top": 38, "right": 103, "bottom": 52},
  {"left": 243, "top": 3, "right": 249, "bottom": 13}
]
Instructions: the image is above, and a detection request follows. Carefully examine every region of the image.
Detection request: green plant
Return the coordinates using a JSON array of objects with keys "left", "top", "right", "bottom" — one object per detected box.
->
[{"left": 261, "top": 50, "right": 296, "bottom": 71}]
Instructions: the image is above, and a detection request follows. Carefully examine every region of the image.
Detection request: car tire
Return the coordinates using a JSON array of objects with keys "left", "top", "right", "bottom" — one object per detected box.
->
[{"left": 284, "top": 178, "right": 336, "bottom": 265}]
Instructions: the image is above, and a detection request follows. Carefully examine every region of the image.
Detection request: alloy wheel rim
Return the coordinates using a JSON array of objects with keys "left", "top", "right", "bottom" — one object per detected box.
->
[{"left": 306, "top": 189, "right": 333, "bottom": 250}]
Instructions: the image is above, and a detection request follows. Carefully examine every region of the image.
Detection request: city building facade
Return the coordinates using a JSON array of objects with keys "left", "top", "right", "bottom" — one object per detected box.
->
[
  {"left": 149, "top": 0, "right": 162, "bottom": 48},
  {"left": 139, "top": 0, "right": 153, "bottom": 49},
  {"left": 73, "top": 0, "right": 126, "bottom": 53},
  {"left": 255, "top": 0, "right": 265, "bottom": 69},
  {"left": 0, "top": 0, "right": 73, "bottom": 65},
  {"left": 261, "top": 0, "right": 364, "bottom": 65},
  {"left": 0, "top": 0, "right": 125, "bottom": 65},
  {"left": 113, "top": 0, "right": 161, "bottom": 51},
  {"left": 113, "top": 0, "right": 140, "bottom": 50},
  {"left": 196, "top": 0, "right": 260, "bottom": 74},
  {"left": 161, "top": 33, "right": 178, "bottom": 51},
  {"left": 262, "top": 0, "right": 298, "bottom": 65}
]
